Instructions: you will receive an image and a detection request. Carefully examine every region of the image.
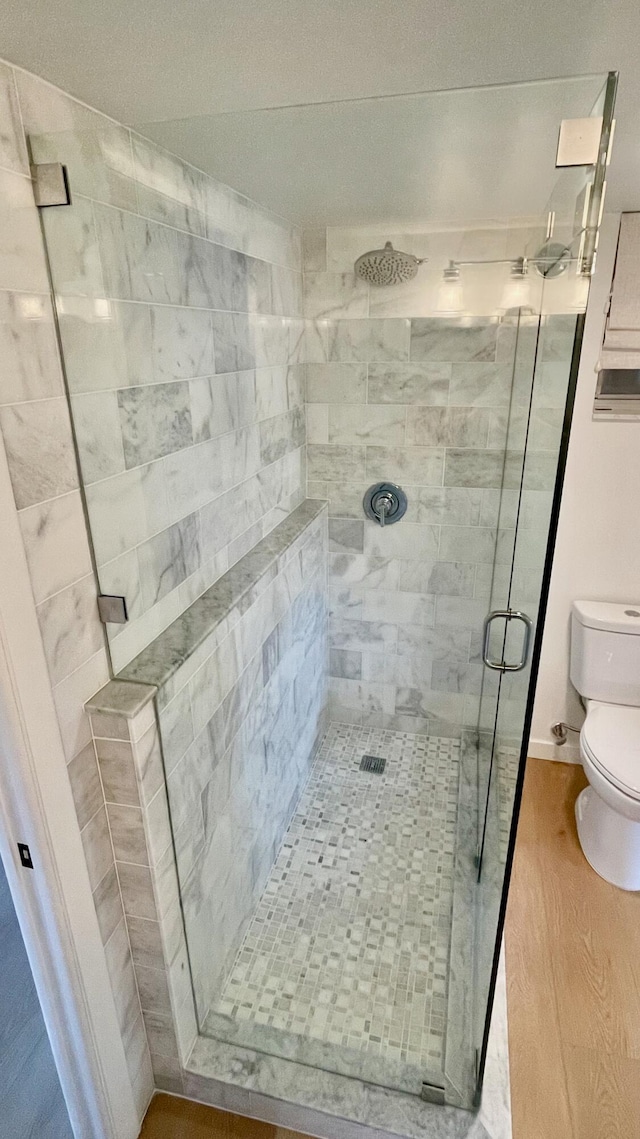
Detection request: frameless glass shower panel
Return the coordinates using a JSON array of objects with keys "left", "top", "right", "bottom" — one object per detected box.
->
[{"left": 35, "top": 70, "right": 614, "bottom": 1111}]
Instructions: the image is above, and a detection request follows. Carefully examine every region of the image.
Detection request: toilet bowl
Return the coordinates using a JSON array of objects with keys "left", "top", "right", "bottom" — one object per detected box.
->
[{"left": 576, "top": 701, "right": 640, "bottom": 890}]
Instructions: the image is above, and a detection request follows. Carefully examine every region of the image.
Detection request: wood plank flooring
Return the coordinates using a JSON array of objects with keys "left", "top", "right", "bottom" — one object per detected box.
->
[
  {"left": 140, "top": 758, "right": 640, "bottom": 1139},
  {"left": 506, "top": 758, "right": 640, "bottom": 1139},
  {"left": 140, "top": 1094, "right": 307, "bottom": 1139}
]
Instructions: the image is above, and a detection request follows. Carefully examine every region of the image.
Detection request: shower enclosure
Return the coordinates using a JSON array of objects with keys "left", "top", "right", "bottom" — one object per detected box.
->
[{"left": 31, "top": 71, "right": 615, "bottom": 1114}]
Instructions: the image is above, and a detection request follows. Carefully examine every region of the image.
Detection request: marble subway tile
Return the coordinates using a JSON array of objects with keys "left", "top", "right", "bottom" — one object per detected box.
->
[
  {"left": 211, "top": 312, "right": 255, "bottom": 374},
  {"left": 190, "top": 372, "right": 255, "bottom": 443},
  {"left": 439, "top": 525, "right": 498, "bottom": 564},
  {"left": 107, "top": 803, "right": 148, "bottom": 865},
  {"left": 448, "top": 362, "right": 513, "bottom": 407},
  {"left": 105, "top": 919, "right": 142, "bottom": 1044},
  {"left": 305, "top": 404, "right": 328, "bottom": 444},
  {"left": 96, "top": 737, "right": 139, "bottom": 806},
  {"left": 328, "top": 405, "right": 406, "bottom": 446},
  {"left": 57, "top": 299, "right": 153, "bottom": 394},
  {"left": 71, "top": 391, "right": 126, "bottom": 483},
  {"left": 131, "top": 135, "right": 206, "bottom": 236},
  {"left": 40, "top": 195, "right": 104, "bottom": 297},
  {"left": 425, "top": 562, "right": 477, "bottom": 598},
  {"left": 367, "top": 362, "right": 450, "bottom": 405},
  {"left": 410, "top": 319, "right": 498, "bottom": 363},
  {"left": 36, "top": 574, "right": 104, "bottom": 685},
  {"left": 0, "top": 168, "right": 51, "bottom": 293},
  {"left": 150, "top": 306, "right": 214, "bottom": 382},
  {"left": 303, "top": 273, "right": 369, "bottom": 319},
  {"left": 85, "top": 462, "right": 169, "bottom": 565},
  {"left": 415, "top": 487, "right": 483, "bottom": 526},
  {"left": 329, "top": 648, "right": 362, "bottom": 680},
  {"left": 0, "top": 397, "right": 78, "bottom": 509},
  {"left": 138, "top": 513, "right": 201, "bottom": 608},
  {"left": 365, "top": 445, "right": 444, "bottom": 487},
  {"left": 307, "top": 444, "right": 366, "bottom": 482},
  {"left": 444, "top": 449, "right": 505, "bottom": 489},
  {"left": 118, "top": 860, "right": 158, "bottom": 922},
  {"left": 327, "top": 319, "right": 410, "bottom": 362},
  {"left": 364, "top": 522, "right": 439, "bottom": 560},
  {"left": 18, "top": 490, "right": 92, "bottom": 604},
  {"left": 306, "top": 363, "right": 367, "bottom": 404},
  {"left": 92, "top": 863, "right": 125, "bottom": 946},
  {"left": 0, "top": 291, "right": 63, "bottom": 404},
  {"left": 94, "top": 204, "right": 179, "bottom": 305},
  {"left": 406, "top": 406, "right": 490, "bottom": 448},
  {"left": 68, "top": 741, "right": 103, "bottom": 830},
  {"left": 52, "top": 648, "right": 110, "bottom": 763},
  {"left": 328, "top": 519, "right": 364, "bottom": 554},
  {"left": 118, "top": 381, "right": 193, "bottom": 468},
  {"left": 80, "top": 805, "right": 114, "bottom": 892},
  {"left": 133, "top": 723, "right": 166, "bottom": 806}
]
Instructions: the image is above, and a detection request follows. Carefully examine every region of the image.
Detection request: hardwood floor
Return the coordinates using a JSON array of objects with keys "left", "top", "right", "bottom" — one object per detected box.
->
[
  {"left": 140, "top": 1094, "right": 308, "bottom": 1139},
  {"left": 506, "top": 758, "right": 640, "bottom": 1139},
  {"left": 141, "top": 758, "right": 640, "bottom": 1139}
]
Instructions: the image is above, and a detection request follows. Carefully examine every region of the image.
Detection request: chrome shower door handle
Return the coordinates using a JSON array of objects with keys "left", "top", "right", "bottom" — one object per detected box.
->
[{"left": 482, "top": 609, "right": 533, "bottom": 673}]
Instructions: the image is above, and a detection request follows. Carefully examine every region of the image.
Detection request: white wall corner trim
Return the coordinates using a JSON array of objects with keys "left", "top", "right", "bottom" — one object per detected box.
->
[
  {"left": 531, "top": 213, "right": 633, "bottom": 754},
  {"left": 0, "top": 432, "right": 140, "bottom": 1139}
]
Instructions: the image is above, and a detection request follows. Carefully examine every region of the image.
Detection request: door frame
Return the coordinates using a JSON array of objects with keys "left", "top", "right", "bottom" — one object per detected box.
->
[{"left": 0, "top": 434, "right": 139, "bottom": 1139}]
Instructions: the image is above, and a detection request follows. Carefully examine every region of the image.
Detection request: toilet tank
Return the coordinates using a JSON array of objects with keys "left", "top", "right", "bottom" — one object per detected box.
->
[{"left": 570, "top": 601, "right": 640, "bottom": 705}]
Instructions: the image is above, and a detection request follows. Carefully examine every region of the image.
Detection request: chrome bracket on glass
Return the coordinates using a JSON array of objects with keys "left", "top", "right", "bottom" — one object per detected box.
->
[{"left": 482, "top": 609, "right": 533, "bottom": 673}]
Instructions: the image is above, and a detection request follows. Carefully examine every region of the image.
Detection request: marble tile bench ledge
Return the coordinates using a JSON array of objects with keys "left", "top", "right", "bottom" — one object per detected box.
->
[{"left": 88, "top": 498, "right": 328, "bottom": 708}]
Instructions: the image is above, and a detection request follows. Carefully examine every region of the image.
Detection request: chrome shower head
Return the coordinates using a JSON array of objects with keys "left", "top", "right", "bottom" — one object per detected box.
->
[{"left": 354, "top": 241, "right": 427, "bottom": 286}]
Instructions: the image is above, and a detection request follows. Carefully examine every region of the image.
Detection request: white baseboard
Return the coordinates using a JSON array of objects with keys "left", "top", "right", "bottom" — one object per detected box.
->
[{"left": 528, "top": 737, "right": 581, "bottom": 764}]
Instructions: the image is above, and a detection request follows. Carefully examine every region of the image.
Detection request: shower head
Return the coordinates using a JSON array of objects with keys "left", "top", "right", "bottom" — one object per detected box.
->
[{"left": 354, "top": 242, "right": 427, "bottom": 287}]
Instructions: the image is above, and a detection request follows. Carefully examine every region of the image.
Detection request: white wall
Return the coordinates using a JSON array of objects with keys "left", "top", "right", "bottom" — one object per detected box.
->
[{"left": 530, "top": 213, "right": 640, "bottom": 761}]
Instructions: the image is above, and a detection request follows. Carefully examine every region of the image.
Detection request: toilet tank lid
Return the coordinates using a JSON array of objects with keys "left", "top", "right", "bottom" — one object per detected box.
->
[{"left": 573, "top": 600, "right": 640, "bottom": 634}]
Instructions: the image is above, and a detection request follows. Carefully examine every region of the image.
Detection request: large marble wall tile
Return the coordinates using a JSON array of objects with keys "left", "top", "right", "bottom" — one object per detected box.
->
[
  {"left": 137, "top": 513, "right": 201, "bottom": 608},
  {"left": 328, "top": 405, "right": 406, "bottom": 446},
  {"left": 327, "top": 319, "right": 410, "bottom": 362},
  {"left": 0, "top": 291, "right": 63, "bottom": 404},
  {"left": 0, "top": 169, "right": 50, "bottom": 293},
  {"left": 85, "top": 462, "right": 169, "bottom": 565},
  {"left": 410, "top": 319, "right": 499, "bottom": 362},
  {"left": 211, "top": 312, "right": 256, "bottom": 374},
  {"left": 367, "top": 362, "right": 450, "bottom": 405},
  {"left": 57, "top": 299, "right": 153, "bottom": 394},
  {"left": 444, "top": 449, "right": 505, "bottom": 489},
  {"left": 449, "top": 363, "right": 513, "bottom": 407},
  {"left": 40, "top": 196, "right": 104, "bottom": 298},
  {"left": 190, "top": 372, "right": 256, "bottom": 443},
  {"left": 71, "top": 391, "right": 126, "bottom": 483},
  {"left": 306, "top": 363, "right": 367, "bottom": 404},
  {"left": 118, "top": 381, "right": 193, "bottom": 468},
  {"left": 150, "top": 307, "right": 215, "bottom": 382},
  {"left": 94, "top": 204, "right": 180, "bottom": 305},
  {"left": 18, "top": 490, "right": 93, "bottom": 604},
  {"left": 36, "top": 573, "right": 104, "bottom": 685},
  {"left": 0, "top": 397, "right": 78, "bottom": 509},
  {"left": 131, "top": 135, "right": 206, "bottom": 237},
  {"left": 364, "top": 445, "right": 444, "bottom": 486},
  {"left": 80, "top": 805, "right": 114, "bottom": 892},
  {"left": 68, "top": 741, "right": 104, "bottom": 830},
  {"left": 303, "top": 273, "right": 369, "bottom": 320},
  {"left": 407, "top": 407, "right": 491, "bottom": 448}
]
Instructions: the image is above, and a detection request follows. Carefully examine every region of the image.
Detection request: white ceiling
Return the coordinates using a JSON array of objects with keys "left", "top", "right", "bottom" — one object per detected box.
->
[
  {"left": 2, "top": 0, "right": 639, "bottom": 212},
  {"left": 139, "top": 77, "right": 605, "bottom": 227}
]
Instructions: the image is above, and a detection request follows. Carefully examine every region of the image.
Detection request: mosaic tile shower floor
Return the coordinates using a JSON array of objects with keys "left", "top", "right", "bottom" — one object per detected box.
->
[{"left": 213, "top": 723, "right": 460, "bottom": 1072}]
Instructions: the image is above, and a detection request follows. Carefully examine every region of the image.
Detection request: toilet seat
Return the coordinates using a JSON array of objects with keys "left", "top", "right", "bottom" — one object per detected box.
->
[{"left": 581, "top": 703, "right": 640, "bottom": 801}]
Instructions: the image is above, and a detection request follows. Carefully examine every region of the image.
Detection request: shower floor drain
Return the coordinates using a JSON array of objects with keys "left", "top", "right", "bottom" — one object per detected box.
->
[{"left": 360, "top": 754, "right": 386, "bottom": 774}]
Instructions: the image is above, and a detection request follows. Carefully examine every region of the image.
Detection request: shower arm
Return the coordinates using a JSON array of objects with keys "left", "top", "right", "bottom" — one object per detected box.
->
[{"left": 451, "top": 226, "right": 592, "bottom": 275}]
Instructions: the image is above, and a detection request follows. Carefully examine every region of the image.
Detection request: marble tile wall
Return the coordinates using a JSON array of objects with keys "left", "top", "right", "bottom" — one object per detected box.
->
[
  {"left": 25, "top": 72, "right": 305, "bottom": 672},
  {"left": 86, "top": 680, "right": 199, "bottom": 1096},
  {"left": 304, "top": 228, "right": 575, "bottom": 737},
  {"left": 154, "top": 505, "right": 328, "bottom": 1023},
  {"left": 0, "top": 58, "right": 153, "bottom": 1121}
]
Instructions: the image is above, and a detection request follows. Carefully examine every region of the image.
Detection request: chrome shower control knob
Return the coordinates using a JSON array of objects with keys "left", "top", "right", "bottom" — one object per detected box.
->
[{"left": 363, "top": 482, "right": 408, "bottom": 527}]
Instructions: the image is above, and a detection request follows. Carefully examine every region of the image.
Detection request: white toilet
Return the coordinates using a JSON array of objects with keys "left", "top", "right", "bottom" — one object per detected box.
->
[{"left": 570, "top": 600, "right": 640, "bottom": 890}]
